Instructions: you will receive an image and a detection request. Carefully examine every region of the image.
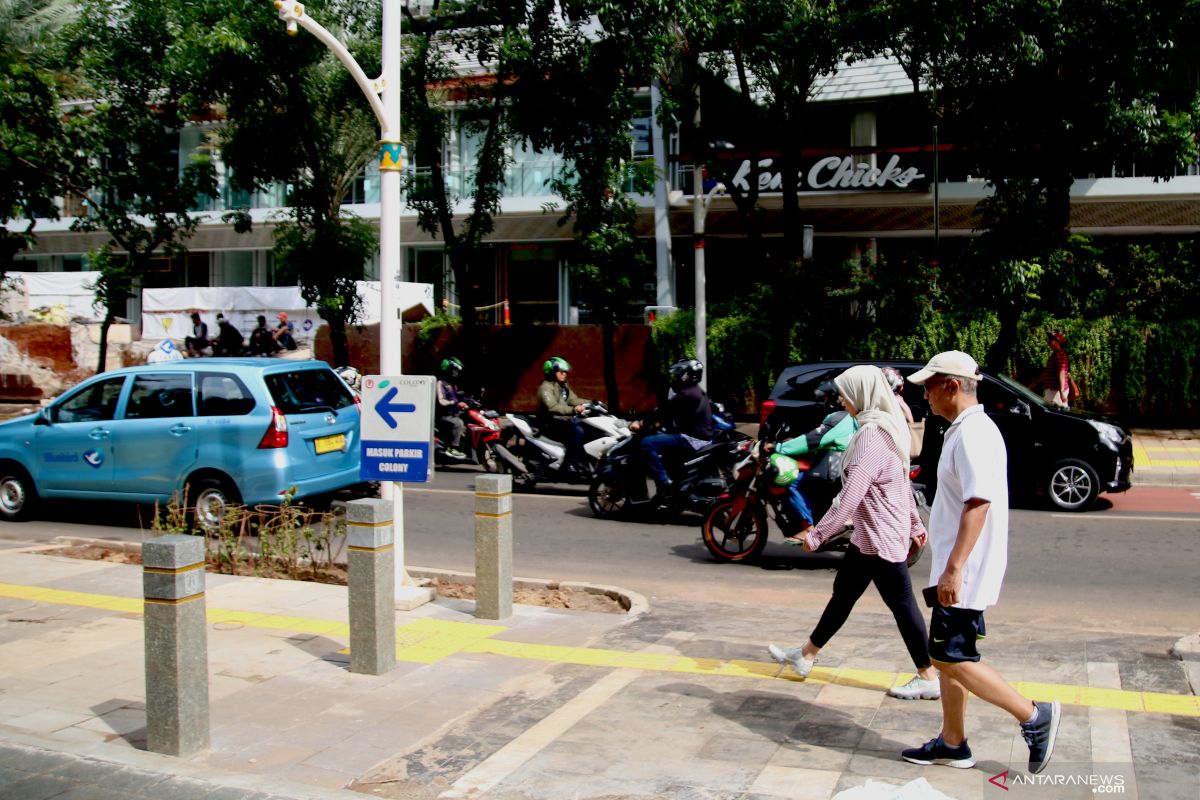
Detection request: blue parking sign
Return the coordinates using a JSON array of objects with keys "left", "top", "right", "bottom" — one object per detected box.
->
[{"left": 360, "top": 375, "right": 434, "bottom": 482}]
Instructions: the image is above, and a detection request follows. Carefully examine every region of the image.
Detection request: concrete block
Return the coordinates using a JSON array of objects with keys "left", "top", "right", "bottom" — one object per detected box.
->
[
  {"left": 142, "top": 535, "right": 205, "bottom": 570},
  {"left": 345, "top": 497, "right": 392, "bottom": 526},
  {"left": 144, "top": 600, "right": 209, "bottom": 756},
  {"left": 348, "top": 548, "right": 396, "bottom": 676},
  {"left": 474, "top": 474, "right": 512, "bottom": 620}
]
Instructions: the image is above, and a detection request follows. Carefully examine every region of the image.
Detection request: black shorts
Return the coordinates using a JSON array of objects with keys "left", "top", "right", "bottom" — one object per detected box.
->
[{"left": 928, "top": 605, "right": 986, "bottom": 664}]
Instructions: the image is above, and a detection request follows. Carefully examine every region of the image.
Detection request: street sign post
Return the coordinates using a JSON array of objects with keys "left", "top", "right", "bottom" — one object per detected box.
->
[{"left": 360, "top": 375, "right": 434, "bottom": 483}]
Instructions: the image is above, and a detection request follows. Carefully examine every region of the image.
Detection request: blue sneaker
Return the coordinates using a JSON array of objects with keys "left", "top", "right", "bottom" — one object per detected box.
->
[
  {"left": 1021, "top": 700, "right": 1061, "bottom": 774},
  {"left": 901, "top": 735, "right": 975, "bottom": 769}
]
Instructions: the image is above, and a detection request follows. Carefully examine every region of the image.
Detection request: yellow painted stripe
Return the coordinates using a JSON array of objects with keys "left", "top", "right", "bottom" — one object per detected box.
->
[
  {"left": 346, "top": 519, "right": 393, "bottom": 528},
  {"left": 347, "top": 544, "right": 395, "bottom": 553},
  {"left": 3, "top": 582, "right": 1197, "bottom": 717},
  {"left": 145, "top": 593, "right": 205, "bottom": 605},
  {"left": 1137, "top": 461, "right": 1200, "bottom": 468},
  {"left": 474, "top": 511, "right": 512, "bottom": 519},
  {"left": 143, "top": 563, "right": 205, "bottom": 575}
]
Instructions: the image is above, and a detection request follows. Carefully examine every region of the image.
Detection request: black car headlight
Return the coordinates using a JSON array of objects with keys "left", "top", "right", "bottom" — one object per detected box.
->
[{"left": 1088, "top": 420, "right": 1125, "bottom": 452}]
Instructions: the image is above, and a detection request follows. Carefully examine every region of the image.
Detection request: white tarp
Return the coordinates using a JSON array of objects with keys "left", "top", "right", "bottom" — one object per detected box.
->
[
  {"left": 7, "top": 271, "right": 103, "bottom": 321},
  {"left": 140, "top": 281, "right": 434, "bottom": 341}
]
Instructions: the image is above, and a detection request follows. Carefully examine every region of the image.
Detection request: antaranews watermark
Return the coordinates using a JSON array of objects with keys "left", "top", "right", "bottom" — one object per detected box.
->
[{"left": 983, "top": 763, "right": 1199, "bottom": 796}]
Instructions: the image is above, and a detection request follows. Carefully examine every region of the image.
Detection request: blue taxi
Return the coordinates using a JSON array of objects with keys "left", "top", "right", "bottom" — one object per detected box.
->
[{"left": 0, "top": 359, "right": 362, "bottom": 528}]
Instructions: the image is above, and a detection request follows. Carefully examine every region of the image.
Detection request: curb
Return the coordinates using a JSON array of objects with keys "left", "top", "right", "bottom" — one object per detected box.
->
[
  {"left": 35, "top": 537, "right": 650, "bottom": 617},
  {"left": 407, "top": 565, "right": 650, "bottom": 617},
  {"left": 1171, "top": 633, "right": 1200, "bottom": 696}
]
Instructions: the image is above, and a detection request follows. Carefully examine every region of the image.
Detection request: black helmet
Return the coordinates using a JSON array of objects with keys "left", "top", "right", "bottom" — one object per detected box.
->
[
  {"left": 668, "top": 358, "right": 703, "bottom": 387},
  {"left": 815, "top": 380, "right": 840, "bottom": 407},
  {"left": 544, "top": 356, "right": 571, "bottom": 378},
  {"left": 440, "top": 357, "right": 463, "bottom": 378}
]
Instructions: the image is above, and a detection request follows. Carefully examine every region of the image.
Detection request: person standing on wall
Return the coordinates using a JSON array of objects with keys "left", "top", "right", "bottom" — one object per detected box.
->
[
  {"left": 902, "top": 351, "right": 1060, "bottom": 775},
  {"left": 1036, "top": 331, "right": 1072, "bottom": 408}
]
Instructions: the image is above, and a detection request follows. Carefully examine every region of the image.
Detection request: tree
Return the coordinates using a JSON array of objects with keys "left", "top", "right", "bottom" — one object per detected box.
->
[
  {"left": 0, "top": 0, "right": 75, "bottom": 278},
  {"left": 658, "top": 0, "right": 857, "bottom": 382},
  {"left": 873, "top": 0, "right": 1200, "bottom": 370},
  {"left": 200, "top": 0, "right": 381, "bottom": 368},
  {"left": 63, "top": 0, "right": 218, "bottom": 371},
  {"left": 400, "top": 2, "right": 529, "bottom": 359},
  {"left": 507, "top": 1, "right": 659, "bottom": 407}
]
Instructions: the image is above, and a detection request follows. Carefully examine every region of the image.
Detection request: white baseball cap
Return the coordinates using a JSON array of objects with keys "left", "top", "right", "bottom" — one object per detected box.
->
[{"left": 907, "top": 350, "right": 983, "bottom": 385}]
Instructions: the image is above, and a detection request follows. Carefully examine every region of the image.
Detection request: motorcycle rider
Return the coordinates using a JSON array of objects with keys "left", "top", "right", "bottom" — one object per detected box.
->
[
  {"left": 630, "top": 358, "right": 714, "bottom": 497},
  {"left": 766, "top": 380, "right": 857, "bottom": 539},
  {"left": 537, "top": 357, "right": 592, "bottom": 476},
  {"left": 436, "top": 357, "right": 469, "bottom": 459}
]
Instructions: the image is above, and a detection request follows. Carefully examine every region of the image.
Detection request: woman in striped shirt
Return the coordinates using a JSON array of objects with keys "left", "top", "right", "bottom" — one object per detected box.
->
[{"left": 767, "top": 365, "right": 939, "bottom": 701}]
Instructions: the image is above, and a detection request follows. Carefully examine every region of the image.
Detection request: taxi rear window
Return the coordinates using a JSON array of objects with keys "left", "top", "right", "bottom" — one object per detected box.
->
[{"left": 264, "top": 368, "right": 355, "bottom": 415}]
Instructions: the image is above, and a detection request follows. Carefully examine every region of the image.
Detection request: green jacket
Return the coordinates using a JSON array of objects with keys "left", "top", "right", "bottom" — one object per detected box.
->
[
  {"left": 537, "top": 379, "right": 586, "bottom": 420},
  {"left": 778, "top": 410, "right": 857, "bottom": 457}
]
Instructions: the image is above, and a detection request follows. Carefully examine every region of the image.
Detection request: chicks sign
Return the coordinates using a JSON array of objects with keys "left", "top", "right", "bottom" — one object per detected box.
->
[{"left": 731, "top": 154, "right": 926, "bottom": 193}]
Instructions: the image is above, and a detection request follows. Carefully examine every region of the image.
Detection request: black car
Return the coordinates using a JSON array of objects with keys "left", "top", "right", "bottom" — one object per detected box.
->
[{"left": 758, "top": 360, "right": 1134, "bottom": 511}]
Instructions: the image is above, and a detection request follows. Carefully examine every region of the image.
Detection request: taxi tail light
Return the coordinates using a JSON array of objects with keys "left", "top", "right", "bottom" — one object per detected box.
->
[{"left": 257, "top": 406, "right": 289, "bottom": 449}]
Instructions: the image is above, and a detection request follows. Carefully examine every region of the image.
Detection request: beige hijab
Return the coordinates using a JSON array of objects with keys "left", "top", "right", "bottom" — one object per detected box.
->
[{"left": 834, "top": 365, "right": 912, "bottom": 473}]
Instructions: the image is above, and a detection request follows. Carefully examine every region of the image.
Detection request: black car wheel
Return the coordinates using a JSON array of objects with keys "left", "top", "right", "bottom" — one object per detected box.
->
[
  {"left": 1046, "top": 458, "right": 1099, "bottom": 511},
  {"left": 0, "top": 463, "right": 36, "bottom": 522}
]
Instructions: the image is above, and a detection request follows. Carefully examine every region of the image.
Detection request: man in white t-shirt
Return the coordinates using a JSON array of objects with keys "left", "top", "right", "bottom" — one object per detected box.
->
[{"left": 902, "top": 351, "right": 1060, "bottom": 776}]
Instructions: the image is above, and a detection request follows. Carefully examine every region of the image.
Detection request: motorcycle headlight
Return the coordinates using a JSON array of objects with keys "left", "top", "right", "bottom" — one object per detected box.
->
[{"left": 1088, "top": 420, "right": 1125, "bottom": 451}]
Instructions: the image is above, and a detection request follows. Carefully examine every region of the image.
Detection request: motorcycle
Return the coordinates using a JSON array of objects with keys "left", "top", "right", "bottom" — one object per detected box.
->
[
  {"left": 502, "top": 402, "right": 631, "bottom": 490},
  {"left": 700, "top": 439, "right": 930, "bottom": 565},
  {"left": 434, "top": 397, "right": 520, "bottom": 473},
  {"left": 588, "top": 414, "right": 753, "bottom": 519}
]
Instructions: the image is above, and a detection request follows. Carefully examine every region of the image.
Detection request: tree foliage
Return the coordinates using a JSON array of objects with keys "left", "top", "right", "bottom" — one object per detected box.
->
[
  {"left": 63, "top": 0, "right": 219, "bottom": 370},
  {"left": 0, "top": 0, "right": 75, "bottom": 277}
]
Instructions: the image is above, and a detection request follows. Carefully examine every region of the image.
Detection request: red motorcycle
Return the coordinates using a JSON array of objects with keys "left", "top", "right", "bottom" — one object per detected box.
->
[
  {"left": 434, "top": 397, "right": 517, "bottom": 472},
  {"left": 700, "top": 439, "right": 929, "bottom": 565}
]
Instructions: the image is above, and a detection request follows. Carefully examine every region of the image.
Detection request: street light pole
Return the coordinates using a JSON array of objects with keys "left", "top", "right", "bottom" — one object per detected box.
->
[
  {"left": 273, "top": 0, "right": 409, "bottom": 596},
  {"left": 692, "top": 166, "right": 724, "bottom": 393}
]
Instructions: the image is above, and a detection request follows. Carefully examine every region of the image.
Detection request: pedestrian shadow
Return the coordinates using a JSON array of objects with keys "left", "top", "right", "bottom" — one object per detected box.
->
[
  {"left": 668, "top": 542, "right": 841, "bottom": 571},
  {"left": 650, "top": 681, "right": 910, "bottom": 755},
  {"left": 88, "top": 699, "right": 147, "bottom": 749}
]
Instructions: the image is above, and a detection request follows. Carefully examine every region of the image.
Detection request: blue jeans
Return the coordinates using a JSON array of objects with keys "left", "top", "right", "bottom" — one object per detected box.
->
[
  {"left": 786, "top": 470, "right": 813, "bottom": 526},
  {"left": 640, "top": 432, "right": 689, "bottom": 487}
]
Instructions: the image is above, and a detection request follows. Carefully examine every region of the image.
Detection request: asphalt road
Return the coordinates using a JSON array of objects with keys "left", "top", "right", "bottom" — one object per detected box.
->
[{"left": 2, "top": 467, "right": 1198, "bottom": 635}]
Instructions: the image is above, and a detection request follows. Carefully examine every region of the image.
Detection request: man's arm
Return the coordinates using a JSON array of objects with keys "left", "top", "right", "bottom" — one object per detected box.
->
[{"left": 936, "top": 498, "right": 989, "bottom": 605}]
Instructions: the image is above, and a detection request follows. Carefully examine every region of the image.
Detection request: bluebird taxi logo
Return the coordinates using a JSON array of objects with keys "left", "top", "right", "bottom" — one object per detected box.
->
[{"left": 83, "top": 449, "right": 104, "bottom": 468}]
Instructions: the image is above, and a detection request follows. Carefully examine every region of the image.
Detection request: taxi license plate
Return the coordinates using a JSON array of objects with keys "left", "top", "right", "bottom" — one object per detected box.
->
[{"left": 314, "top": 434, "right": 345, "bottom": 455}]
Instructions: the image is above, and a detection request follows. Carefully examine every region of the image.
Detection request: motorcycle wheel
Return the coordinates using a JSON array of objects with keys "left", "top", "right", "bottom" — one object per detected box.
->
[
  {"left": 478, "top": 442, "right": 500, "bottom": 473},
  {"left": 701, "top": 499, "right": 768, "bottom": 563},
  {"left": 588, "top": 474, "right": 628, "bottom": 519}
]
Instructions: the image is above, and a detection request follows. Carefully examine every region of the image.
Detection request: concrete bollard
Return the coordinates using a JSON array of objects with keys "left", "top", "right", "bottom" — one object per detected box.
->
[
  {"left": 346, "top": 498, "right": 396, "bottom": 675},
  {"left": 474, "top": 474, "right": 513, "bottom": 620},
  {"left": 143, "top": 534, "right": 210, "bottom": 757}
]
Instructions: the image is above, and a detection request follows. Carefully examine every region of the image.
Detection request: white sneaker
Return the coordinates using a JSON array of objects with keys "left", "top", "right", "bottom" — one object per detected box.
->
[
  {"left": 888, "top": 675, "right": 941, "bottom": 700},
  {"left": 767, "top": 643, "right": 814, "bottom": 679}
]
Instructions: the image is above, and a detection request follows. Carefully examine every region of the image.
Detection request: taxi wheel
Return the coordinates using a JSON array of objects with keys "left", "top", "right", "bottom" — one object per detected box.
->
[
  {"left": 0, "top": 464, "right": 36, "bottom": 522},
  {"left": 191, "top": 477, "right": 241, "bottom": 532}
]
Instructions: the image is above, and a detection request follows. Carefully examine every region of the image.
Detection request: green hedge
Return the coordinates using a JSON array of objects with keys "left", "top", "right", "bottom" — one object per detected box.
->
[{"left": 658, "top": 309, "right": 1200, "bottom": 424}]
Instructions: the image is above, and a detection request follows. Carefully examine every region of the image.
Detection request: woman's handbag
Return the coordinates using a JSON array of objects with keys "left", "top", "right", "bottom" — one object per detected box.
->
[
  {"left": 809, "top": 449, "right": 844, "bottom": 482},
  {"left": 908, "top": 419, "right": 925, "bottom": 459}
]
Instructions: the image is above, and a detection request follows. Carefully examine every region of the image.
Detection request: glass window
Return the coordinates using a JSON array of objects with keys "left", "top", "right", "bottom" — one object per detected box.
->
[
  {"left": 265, "top": 368, "right": 355, "bottom": 415},
  {"left": 125, "top": 374, "right": 195, "bottom": 419},
  {"left": 197, "top": 373, "right": 256, "bottom": 417},
  {"left": 52, "top": 376, "right": 126, "bottom": 423}
]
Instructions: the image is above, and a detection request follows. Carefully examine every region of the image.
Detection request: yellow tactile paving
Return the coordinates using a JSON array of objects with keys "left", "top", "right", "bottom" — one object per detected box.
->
[{"left": 3, "top": 581, "right": 1198, "bottom": 718}]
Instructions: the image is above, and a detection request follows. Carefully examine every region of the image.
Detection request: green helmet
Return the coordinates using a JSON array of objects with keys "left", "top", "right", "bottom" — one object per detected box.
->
[
  {"left": 769, "top": 453, "right": 800, "bottom": 486},
  {"left": 440, "top": 357, "right": 463, "bottom": 378},
  {"left": 543, "top": 356, "right": 571, "bottom": 378}
]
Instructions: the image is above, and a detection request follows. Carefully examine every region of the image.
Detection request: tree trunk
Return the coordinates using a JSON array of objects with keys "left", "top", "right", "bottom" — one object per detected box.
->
[
  {"left": 96, "top": 312, "right": 112, "bottom": 374},
  {"left": 602, "top": 312, "right": 619, "bottom": 410}
]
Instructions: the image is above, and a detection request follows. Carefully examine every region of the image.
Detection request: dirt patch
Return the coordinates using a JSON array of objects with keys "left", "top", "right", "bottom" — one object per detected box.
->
[{"left": 42, "top": 543, "right": 626, "bottom": 614}]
